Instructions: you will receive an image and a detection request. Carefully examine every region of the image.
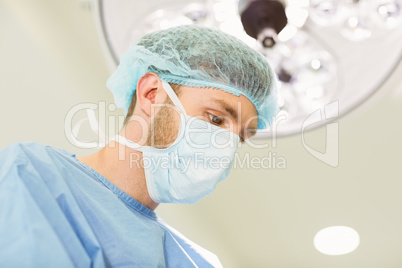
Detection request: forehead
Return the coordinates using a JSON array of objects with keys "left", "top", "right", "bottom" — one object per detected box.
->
[{"left": 178, "top": 85, "right": 259, "bottom": 129}]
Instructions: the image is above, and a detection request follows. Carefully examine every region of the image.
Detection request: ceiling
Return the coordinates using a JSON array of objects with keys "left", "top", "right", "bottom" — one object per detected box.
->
[{"left": 1, "top": 0, "right": 402, "bottom": 267}]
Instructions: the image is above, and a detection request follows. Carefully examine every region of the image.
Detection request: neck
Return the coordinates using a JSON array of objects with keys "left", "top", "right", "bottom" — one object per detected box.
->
[{"left": 77, "top": 138, "right": 159, "bottom": 211}]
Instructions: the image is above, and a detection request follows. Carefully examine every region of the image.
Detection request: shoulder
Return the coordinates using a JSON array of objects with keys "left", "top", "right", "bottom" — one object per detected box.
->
[
  {"left": 0, "top": 141, "right": 71, "bottom": 181},
  {"left": 0, "top": 141, "right": 48, "bottom": 154},
  {"left": 0, "top": 141, "right": 71, "bottom": 161},
  {"left": 158, "top": 219, "right": 223, "bottom": 268},
  {"left": 0, "top": 142, "right": 45, "bottom": 182},
  {"left": 0, "top": 141, "right": 46, "bottom": 164},
  {"left": 0, "top": 141, "right": 61, "bottom": 166}
]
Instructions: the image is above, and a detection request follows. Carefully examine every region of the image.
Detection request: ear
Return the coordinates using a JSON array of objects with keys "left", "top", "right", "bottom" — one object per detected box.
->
[{"left": 135, "top": 72, "right": 167, "bottom": 116}]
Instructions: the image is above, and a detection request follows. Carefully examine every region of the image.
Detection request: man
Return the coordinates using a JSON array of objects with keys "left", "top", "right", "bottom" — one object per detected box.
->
[{"left": 0, "top": 25, "right": 278, "bottom": 267}]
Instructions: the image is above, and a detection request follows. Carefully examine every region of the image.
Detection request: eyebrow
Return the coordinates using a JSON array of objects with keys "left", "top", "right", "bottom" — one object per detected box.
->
[
  {"left": 211, "top": 98, "right": 258, "bottom": 138},
  {"left": 212, "top": 98, "right": 238, "bottom": 122}
]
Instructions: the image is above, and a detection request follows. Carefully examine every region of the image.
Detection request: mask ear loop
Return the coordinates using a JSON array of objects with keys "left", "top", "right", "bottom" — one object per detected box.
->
[
  {"left": 111, "top": 135, "right": 144, "bottom": 152},
  {"left": 161, "top": 81, "right": 187, "bottom": 147},
  {"left": 161, "top": 81, "right": 186, "bottom": 114}
]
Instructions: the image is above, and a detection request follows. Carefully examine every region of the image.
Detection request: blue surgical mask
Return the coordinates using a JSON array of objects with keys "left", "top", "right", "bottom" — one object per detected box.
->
[{"left": 114, "top": 81, "right": 240, "bottom": 204}]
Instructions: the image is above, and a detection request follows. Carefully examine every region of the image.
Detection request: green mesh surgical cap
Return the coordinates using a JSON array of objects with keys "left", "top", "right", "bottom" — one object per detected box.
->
[{"left": 107, "top": 25, "right": 278, "bottom": 129}]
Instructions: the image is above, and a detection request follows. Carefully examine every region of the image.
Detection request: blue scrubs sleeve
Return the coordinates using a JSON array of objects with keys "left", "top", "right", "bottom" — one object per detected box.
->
[{"left": 0, "top": 143, "right": 102, "bottom": 268}]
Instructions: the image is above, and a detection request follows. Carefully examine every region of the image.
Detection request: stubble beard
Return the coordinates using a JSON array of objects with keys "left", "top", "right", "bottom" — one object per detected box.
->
[{"left": 146, "top": 99, "right": 180, "bottom": 149}]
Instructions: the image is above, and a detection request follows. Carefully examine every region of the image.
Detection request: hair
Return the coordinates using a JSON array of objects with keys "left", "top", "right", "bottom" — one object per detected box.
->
[{"left": 123, "top": 82, "right": 182, "bottom": 126}]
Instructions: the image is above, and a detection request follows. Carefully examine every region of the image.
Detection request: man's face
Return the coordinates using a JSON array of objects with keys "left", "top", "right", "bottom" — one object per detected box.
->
[{"left": 146, "top": 85, "right": 259, "bottom": 149}]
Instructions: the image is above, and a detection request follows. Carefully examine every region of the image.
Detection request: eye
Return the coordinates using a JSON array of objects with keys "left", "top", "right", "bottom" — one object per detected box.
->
[
  {"left": 208, "top": 114, "right": 223, "bottom": 125},
  {"left": 208, "top": 113, "right": 244, "bottom": 142}
]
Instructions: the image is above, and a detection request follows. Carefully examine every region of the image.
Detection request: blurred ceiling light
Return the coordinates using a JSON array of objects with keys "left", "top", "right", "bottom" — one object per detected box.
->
[
  {"left": 314, "top": 226, "right": 360, "bottom": 255},
  {"left": 309, "top": 0, "right": 347, "bottom": 27},
  {"left": 278, "top": 24, "right": 297, "bottom": 42},
  {"left": 342, "top": 16, "right": 372, "bottom": 41},
  {"left": 95, "top": 0, "right": 402, "bottom": 136},
  {"left": 374, "top": 0, "right": 402, "bottom": 28}
]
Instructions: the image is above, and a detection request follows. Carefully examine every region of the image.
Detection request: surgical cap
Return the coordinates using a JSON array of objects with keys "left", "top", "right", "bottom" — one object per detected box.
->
[{"left": 107, "top": 25, "right": 278, "bottom": 129}]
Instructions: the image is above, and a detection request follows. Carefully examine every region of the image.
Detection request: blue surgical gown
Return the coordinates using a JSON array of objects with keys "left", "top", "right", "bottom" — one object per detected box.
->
[{"left": 0, "top": 142, "right": 222, "bottom": 268}]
